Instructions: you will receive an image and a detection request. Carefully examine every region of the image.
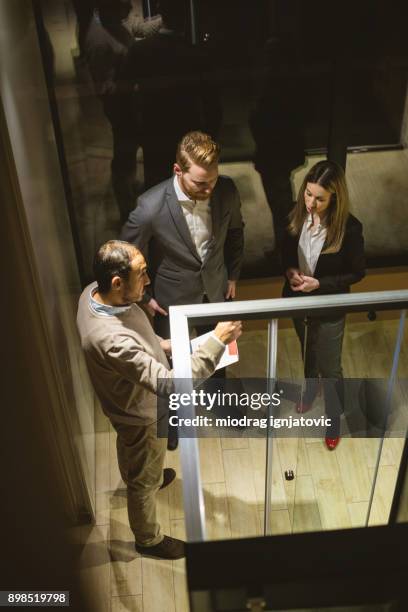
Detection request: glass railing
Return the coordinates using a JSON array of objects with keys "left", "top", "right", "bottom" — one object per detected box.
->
[{"left": 168, "top": 290, "right": 408, "bottom": 543}]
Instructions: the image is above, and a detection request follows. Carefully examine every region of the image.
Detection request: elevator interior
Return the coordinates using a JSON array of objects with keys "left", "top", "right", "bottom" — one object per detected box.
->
[{"left": 1, "top": 0, "right": 408, "bottom": 609}]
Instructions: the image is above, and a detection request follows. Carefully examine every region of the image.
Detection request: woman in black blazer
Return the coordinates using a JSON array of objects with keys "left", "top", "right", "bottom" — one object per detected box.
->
[{"left": 282, "top": 160, "right": 365, "bottom": 450}]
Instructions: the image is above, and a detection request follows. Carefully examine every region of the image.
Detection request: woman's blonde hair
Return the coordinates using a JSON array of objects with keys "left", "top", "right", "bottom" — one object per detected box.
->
[
  {"left": 176, "top": 131, "right": 220, "bottom": 172},
  {"left": 288, "top": 160, "right": 350, "bottom": 253}
]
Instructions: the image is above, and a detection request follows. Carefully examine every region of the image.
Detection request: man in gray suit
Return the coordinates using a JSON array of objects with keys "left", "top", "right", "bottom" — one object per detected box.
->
[{"left": 120, "top": 131, "right": 244, "bottom": 338}]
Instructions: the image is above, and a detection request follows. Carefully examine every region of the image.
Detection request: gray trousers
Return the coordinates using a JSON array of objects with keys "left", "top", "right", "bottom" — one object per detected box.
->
[
  {"left": 112, "top": 420, "right": 167, "bottom": 546},
  {"left": 293, "top": 316, "right": 345, "bottom": 437}
]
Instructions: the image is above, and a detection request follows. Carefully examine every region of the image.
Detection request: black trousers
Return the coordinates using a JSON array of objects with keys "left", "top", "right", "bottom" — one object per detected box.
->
[{"left": 293, "top": 315, "right": 345, "bottom": 438}]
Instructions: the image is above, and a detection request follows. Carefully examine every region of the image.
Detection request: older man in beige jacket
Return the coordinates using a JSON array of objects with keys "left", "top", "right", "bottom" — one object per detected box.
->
[{"left": 77, "top": 240, "right": 241, "bottom": 560}]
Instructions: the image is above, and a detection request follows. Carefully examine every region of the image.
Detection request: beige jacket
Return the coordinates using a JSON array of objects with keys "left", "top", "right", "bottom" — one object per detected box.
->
[{"left": 77, "top": 283, "right": 224, "bottom": 425}]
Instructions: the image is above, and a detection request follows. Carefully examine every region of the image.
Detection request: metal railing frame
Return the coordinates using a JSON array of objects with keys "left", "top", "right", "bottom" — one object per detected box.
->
[{"left": 169, "top": 290, "right": 408, "bottom": 542}]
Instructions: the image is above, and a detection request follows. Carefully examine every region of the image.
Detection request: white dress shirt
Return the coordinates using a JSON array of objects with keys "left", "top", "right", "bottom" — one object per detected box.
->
[
  {"left": 298, "top": 213, "right": 327, "bottom": 276},
  {"left": 173, "top": 175, "right": 212, "bottom": 261}
]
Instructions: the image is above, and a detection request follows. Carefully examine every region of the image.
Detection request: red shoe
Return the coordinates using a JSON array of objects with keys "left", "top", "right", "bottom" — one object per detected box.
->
[
  {"left": 295, "top": 401, "right": 313, "bottom": 414},
  {"left": 325, "top": 437, "right": 340, "bottom": 450}
]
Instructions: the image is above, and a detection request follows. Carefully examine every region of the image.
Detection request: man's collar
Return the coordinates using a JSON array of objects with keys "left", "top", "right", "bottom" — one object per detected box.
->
[{"left": 90, "top": 286, "right": 131, "bottom": 316}]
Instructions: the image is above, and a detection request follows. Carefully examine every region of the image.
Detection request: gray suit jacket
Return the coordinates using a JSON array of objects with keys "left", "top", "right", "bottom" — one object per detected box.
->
[{"left": 120, "top": 176, "right": 244, "bottom": 309}]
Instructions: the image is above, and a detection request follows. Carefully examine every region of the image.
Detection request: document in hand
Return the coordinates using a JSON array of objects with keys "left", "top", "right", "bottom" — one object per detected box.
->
[{"left": 190, "top": 331, "right": 239, "bottom": 371}]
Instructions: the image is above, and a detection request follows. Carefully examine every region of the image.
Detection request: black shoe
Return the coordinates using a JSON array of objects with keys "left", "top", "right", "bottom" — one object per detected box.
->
[
  {"left": 167, "top": 433, "right": 179, "bottom": 451},
  {"left": 159, "top": 468, "right": 176, "bottom": 490},
  {"left": 135, "top": 535, "right": 185, "bottom": 559}
]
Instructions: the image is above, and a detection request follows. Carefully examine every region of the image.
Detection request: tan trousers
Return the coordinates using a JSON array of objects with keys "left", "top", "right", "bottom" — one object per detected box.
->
[{"left": 112, "top": 420, "right": 167, "bottom": 546}]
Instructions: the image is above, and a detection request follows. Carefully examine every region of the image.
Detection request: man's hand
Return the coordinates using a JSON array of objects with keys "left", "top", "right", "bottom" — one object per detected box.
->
[
  {"left": 214, "top": 321, "right": 242, "bottom": 344},
  {"left": 291, "top": 275, "right": 320, "bottom": 293},
  {"left": 146, "top": 298, "right": 168, "bottom": 317},
  {"left": 225, "top": 280, "right": 237, "bottom": 300},
  {"left": 286, "top": 268, "right": 303, "bottom": 288},
  {"left": 160, "top": 339, "right": 172, "bottom": 355}
]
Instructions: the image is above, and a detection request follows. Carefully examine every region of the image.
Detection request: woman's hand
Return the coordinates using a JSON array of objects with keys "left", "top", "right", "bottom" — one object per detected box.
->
[
  {"left": 292, "top": 275, "right": 320, "bottom": 293},
  {"left": 286, "top": 268, "right": 303, "bottom": 288}
]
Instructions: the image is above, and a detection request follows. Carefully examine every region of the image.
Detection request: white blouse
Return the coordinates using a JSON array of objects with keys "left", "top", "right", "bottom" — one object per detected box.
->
[{"left": 298, "top": 213, "right": 327, "bottom": 276}]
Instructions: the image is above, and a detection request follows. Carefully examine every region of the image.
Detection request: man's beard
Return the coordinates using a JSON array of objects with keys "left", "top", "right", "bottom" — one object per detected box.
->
[
  {"left": 193, "top": 192, "right": 211, "bottom": 201},
  {"left": 179, "top": 176, "right": 210, "bottom": 201}
]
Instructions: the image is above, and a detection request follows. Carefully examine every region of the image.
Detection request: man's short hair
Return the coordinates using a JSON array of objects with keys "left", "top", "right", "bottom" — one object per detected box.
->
[
  {"left": 93, "top": 240, "right": 140, "bottom": 294},
  {"left": 176, "top": 131, "right": 220, "bottom": 172}
]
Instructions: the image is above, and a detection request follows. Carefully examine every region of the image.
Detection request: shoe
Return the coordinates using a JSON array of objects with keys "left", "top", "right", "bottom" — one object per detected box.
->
[
  {"left": 159, "top": 468, "right": 176, "bottom": 490},
  {"left": 325, "top": 437, "right": 340, "bottom": 450},
  {"left": 295, "top": 401, "right": 313, "bottom": 414},
  {"left": 167, "top": 435, "right": 178, "bottom": 451},
  {"left": 135, "top": 535, "right": 185, "bottom": 559}
]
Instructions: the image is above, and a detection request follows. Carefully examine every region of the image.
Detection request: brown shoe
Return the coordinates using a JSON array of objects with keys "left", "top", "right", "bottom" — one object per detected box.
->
[
  {"left": 135, "top": 535, "right": 185, "bottom": 559},
  {"left": 159, "top": 468, "right": 176, "bottom": 490}
]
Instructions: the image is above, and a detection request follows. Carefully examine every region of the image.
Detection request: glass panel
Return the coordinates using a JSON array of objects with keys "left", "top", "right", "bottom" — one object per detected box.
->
[
  {"left": 267, "top": 307, "right": 408, "bottom": 535},
  {"left": 365, "top": 310, "right": 408, "bottom": 525},
  {"left": 176, "top": 307, "right": 407, "bottom": 542},
  {"left": 36, "top": 0, "right": 408, "bottom": 287},
  {"left": 348, "top": 2, "right": 408, "bottom": 147},
  {"left": 199, "top": 324, "right": 271, "bottom": 541}
]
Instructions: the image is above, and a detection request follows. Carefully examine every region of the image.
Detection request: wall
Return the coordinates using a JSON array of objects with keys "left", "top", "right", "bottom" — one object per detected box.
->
[
  {"left": 0, "top": 1, "right": 95, "bottom": 517},
  {"left": 401, "top": 83, "right": 408, "bottom": 147}
]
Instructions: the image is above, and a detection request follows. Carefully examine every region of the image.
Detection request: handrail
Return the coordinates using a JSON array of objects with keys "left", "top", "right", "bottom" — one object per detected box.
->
[{"left": 170, "top": 290, "right": 408, "bottom": 326}]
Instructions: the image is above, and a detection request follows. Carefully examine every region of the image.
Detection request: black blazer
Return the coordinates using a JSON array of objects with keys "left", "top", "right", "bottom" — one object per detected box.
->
[{"left": 282, "top": 213, "right": 365, "bottom": 297}]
